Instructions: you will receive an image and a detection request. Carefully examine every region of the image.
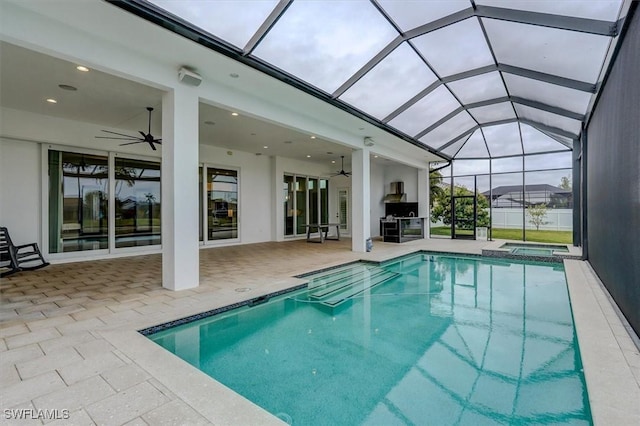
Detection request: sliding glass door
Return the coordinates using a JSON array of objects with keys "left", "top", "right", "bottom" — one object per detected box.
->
[
  {"left": 206, "top": 167, "right": 238, "bottom": 241},
  {"left": 284, "top": 175, "right": 295, "bottom": 236},
  {"left": 48, "top": 150, "right": 109, "bottom": 253},
  {"left": 48, "top": 148, "right": 160, "bottom": 255},
  {"left": 114, "top": 157, "right": 161, "bottom": 248}
]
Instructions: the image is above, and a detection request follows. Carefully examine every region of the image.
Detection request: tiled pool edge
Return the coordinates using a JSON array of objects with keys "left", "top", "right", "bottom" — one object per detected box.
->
[
  {"left": 138, "top": 284, "right": 308, "bottom": 336},
  {"left": 564, "top": 260, "right": 640, "bottom": 425}
]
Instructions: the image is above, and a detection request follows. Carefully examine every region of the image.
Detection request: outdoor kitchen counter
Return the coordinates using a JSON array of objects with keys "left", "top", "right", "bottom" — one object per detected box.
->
[{"left": 380, "top": 217, "right": 426, "bottom": 243}]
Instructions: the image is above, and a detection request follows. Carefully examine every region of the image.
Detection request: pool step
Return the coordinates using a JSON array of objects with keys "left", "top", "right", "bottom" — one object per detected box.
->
[
  {"left": 307, "top": 264, "right": 377, "bottom": 289},
  {"left": 383, "top": 254, "right": 429, "bottom": 274},
  {"left": 310, "top": 269, "right": 400, "bottom": 308}
]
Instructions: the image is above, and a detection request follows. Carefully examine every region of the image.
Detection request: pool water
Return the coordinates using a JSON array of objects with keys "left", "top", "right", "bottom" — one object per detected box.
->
[{"left": 148, "top": 253, "right": 591, "bottom": 425}]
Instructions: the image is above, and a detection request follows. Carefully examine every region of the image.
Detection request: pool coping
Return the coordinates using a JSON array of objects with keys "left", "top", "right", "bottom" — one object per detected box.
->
[
  {"left": 564, "top": 260, "right": 640, "bottom": 425},
  {"left": 98, "top": 249, "right": 639, "bottom": 425}
]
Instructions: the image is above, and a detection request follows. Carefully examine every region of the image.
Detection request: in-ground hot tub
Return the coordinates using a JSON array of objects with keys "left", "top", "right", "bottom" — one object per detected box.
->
[
  {"left": 482, "top": 241, "right": 581, "bottom": 262},
  {"left": 501, "top": 242, "right": 569, "bottom": 256}
]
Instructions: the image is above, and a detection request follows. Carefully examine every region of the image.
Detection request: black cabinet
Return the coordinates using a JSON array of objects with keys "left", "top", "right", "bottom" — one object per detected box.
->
[{"left": 381, "top": 218, "right": 424, "bottom": 243}]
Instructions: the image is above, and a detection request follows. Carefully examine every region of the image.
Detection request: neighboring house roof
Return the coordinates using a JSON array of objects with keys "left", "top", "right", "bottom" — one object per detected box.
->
[{"left": 483, "top": 184, "right": 571, "bottom": 197}]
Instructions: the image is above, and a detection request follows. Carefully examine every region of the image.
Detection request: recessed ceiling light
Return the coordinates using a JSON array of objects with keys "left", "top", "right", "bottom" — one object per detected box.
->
[
  {"left": 46, "top": 98, "right": 57, "bottom": 103},
  {"left": 331, "top": 160, "right": 336, "bottom": 164},
  {"left": 374, "top": 155, "right": 379, "bottom": 158},
  {"left": 58, "top": 84, "right": 77, "bottom": 91},
  {"left": 76, "top": 65, "right": 89, "bottom": 72},
  {"left": 306, "top": 155, "right": 311, "bottom": 158},
  {"left": 204, "top": 120, "right": 215, "bottom": 125},
  {"left": 310, "top": 135, "right": 316, "bottom": 139},
  {"left": 263, "top": 145, "right": 269, "bottom": 149},
  {"left": 231, "top": 112, "right": 239, "bottom": 116},
  {"left": 229, "top": 73, "right": 239, "bottom": 78}
]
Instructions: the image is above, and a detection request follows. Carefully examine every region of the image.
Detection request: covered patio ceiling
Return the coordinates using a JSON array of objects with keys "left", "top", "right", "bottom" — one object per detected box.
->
[{"left": 113, "top": 0, "right": 629, "bottom": 161}]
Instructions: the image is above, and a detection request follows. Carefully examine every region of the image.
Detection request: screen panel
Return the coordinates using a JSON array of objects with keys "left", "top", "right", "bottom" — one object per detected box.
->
[
  {"left": 514, "top": 104, "right": 582, "bottom": 136},
  {"left": 469, "top": 102, "right": 516, "bottom": 123},
  {"left": 412, "top": 18, "right": 494, "bottom": 77},
  {"left": 253, "top": 0, "right": 397, "bottom": 93},
  {"left": 419, "top": 111, "right": 477, "bottom": 149},
  {"left": 483, "top": 18, "right": 611, "bottom": 83},
  {"left": 339, "top": 43, "right": 437, "bottom": 119},
  {"left": 388, "top": 85, "right": 461, "bottom": 136},
  {"left": 484, "top": 123, "right": 523, "bottom": 157},
  {"left": 447, "top": 72, "right": 509, "bottom": 104},
  {"left": 456, "top": 130, "right": 490, "bottom": 159},
  {"left": 150, "top": 0, "right": 279, "bottom": 49},
  {"left": 476, "top": 0, "right": 623, "bottom": 21},
  {"left": 504, "top": 74, "right": 593, "bottom": 115},
  {"left": 378, "top": 0, "right": 470, "bottom": 32},
  {"left": 521, "top": 124, "right": 571, "bottom": 154}
]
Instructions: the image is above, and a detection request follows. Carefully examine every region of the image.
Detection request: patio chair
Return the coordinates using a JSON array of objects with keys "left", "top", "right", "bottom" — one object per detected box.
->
[{"left": 0, "top": 227, "right": 49, "bottom": 277}]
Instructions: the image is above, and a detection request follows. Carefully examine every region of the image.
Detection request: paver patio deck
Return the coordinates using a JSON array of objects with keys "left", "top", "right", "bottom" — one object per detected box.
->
[{"left": 1, "top": 238, "right": 639, "bottom": 425}]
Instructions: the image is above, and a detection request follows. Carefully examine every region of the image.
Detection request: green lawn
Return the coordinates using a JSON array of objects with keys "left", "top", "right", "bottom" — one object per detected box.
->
[{"left": 430, "top": 227, "right": 572, "bottom": 244}]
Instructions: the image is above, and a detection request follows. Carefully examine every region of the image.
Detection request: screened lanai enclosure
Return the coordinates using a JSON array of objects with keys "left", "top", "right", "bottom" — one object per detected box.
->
[{"left": 116, "top": 0, "right": 629, "bottom": 244}]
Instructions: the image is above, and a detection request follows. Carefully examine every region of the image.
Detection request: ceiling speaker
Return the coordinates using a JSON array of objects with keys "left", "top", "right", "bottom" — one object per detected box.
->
[{"left": 178, "top": 67, "right": 202, "bottom": 86}]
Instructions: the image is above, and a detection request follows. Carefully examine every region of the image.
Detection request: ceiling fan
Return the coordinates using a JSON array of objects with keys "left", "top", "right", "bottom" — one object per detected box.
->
[
  {"left": 96, "top": 107, "right": 162, "bottom": 151},
  {"left": 331, "top": 155, "right": 351, "bottom": 177}
]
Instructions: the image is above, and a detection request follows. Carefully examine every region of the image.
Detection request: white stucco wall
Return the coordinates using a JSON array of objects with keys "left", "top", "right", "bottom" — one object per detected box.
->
[
  {"left": 0, "top": 138, "right": 41, "bottom": 245},
  {"left": 370, "top": 161, "right": 385, "bottom": 237},
  {"left": 384, "top": 165, "right": 419, "bottom": 203}
]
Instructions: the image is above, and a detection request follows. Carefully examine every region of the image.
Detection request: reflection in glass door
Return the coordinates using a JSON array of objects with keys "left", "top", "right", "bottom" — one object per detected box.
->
[
  {"left": 309, "top": 178, "right": 319, "bottom": 225},
  {"left": 207, "top": 167, "right": 238, "bottom": 240},
  {"left": 320, "top": 179, "right": 328, "bottom": 224},
  {"left": 295, "top": 176, "right": 307, "bottom": 235},
  {"left": 338, "top": 188, "right": 349, "bottom": 233},
  {"left": 48, "top": 151, "right": 109, "bottom": 253},
  {"left": 284, "top": 175, "right": 295, "bottom": 236},
  {"left": 114, "top": 157, "right": 161, "bottom": 248}
]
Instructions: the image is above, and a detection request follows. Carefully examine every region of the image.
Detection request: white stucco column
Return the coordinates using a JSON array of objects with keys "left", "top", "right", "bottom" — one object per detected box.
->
[
  {"left": 351, "top": 149, "right": 370, "bottom": 252},
  {"left": 418, "top": 168, "right": 430, "bottom": 239},
  {"left": 161, "top": 87, "right": 199, "bottom": 290}
]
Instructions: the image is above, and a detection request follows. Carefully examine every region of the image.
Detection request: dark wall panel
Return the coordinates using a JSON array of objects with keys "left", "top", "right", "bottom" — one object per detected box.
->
[{"left": 586, "top": 5, "right": 640, "bottom": 336}]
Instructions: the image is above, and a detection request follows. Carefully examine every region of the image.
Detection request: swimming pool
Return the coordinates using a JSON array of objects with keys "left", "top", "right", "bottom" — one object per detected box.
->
[{"left": 146, "top": 253, "right": 591, "bottom": 425}]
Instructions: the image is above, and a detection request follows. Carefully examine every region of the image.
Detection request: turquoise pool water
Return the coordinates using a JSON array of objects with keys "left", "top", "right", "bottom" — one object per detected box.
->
[{"left": 148, "top": 253, "right": 591, "bottom": 425}]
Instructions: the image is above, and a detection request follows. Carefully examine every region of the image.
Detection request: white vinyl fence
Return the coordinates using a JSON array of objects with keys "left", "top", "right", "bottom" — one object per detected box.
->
[
  {"left": 490, "top": 208, "right": 572, "bottom": 231},
  {"left": 431, "top": 208, "right": 573, "bottom": 231}
]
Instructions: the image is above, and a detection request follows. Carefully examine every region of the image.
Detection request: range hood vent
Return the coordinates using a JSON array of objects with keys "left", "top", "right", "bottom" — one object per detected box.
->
[{"left": 383, "top": 182, "right": 406, "bottom": 203}]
